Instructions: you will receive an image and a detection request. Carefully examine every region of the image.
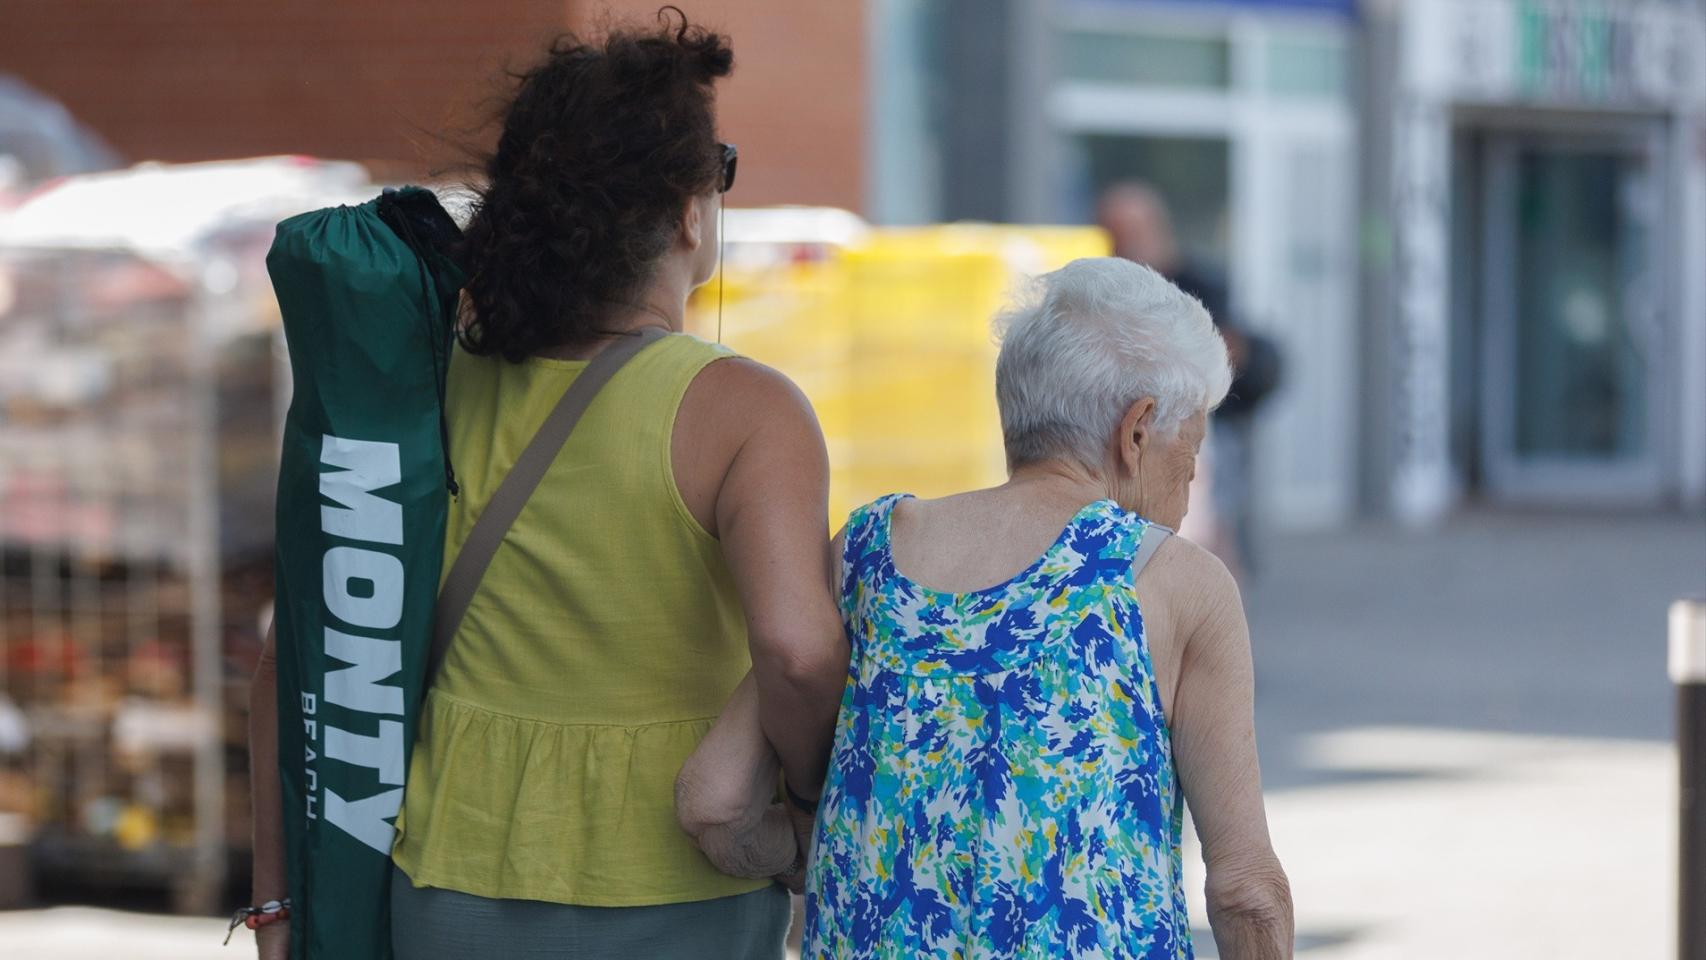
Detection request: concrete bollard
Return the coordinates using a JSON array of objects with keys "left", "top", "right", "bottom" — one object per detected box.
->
[{"left": 1674, "top": 598, "right": 1706, "bottom": 960}]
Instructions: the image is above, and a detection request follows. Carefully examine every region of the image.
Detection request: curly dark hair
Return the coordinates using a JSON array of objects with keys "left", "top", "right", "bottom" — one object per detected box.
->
[{"left": 457, "top": 8, "right": 733, "bottom": 361}]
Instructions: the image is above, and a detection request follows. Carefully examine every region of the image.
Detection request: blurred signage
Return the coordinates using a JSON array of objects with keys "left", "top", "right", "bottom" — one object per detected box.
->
[
  {"left": 1085, "top": 0, "right": 1356, "bottom": 14},
  {"left": 1406, "top": 0, "right": 1706, "bottom": 108}
]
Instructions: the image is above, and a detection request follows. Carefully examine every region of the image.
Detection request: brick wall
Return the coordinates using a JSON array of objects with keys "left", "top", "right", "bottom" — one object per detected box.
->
[
  {"left": 570, "top": 2, "right": 867, "bottom": 211},
  {"left": 0, "top": 1, "right": 570, "bottom": 180},
  {"left": 0, "top": 0, "right": 865, "bottom": 210}
]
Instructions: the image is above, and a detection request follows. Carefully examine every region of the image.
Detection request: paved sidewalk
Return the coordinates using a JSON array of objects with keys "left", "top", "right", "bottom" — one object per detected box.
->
[
  {"left": 1184, "top": 508, "right": 1704, "bottom": 959},
  {"left": 1186, "top": 727, "right": 1674, "bottom": 958},
  {"left": 0, "top": 906, "right": 231, "bottom": 959},
  {"left": 1245, "top": 509, "right": 1705, "bottom": 763}
]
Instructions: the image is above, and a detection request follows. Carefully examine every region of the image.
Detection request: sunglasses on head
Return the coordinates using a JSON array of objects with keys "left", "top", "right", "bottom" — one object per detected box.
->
[{"left": 719, "top": 142, "right": 738, "bottom": 194}]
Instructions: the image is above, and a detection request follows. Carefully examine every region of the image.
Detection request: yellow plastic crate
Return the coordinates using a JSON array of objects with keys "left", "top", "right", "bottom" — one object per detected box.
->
[{"left": 689, "top": 218, "right": 1108, "bottom": 525}]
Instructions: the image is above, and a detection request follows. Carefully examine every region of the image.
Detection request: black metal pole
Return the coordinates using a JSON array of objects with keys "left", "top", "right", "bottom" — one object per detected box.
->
[{"left": 1675, "top": 599, "right": 1706, "bottom": 960}]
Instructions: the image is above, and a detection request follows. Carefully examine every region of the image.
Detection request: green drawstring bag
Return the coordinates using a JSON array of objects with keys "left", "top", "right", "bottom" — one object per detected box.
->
[{"left": 267, "top": 187, "right": 463, "bottom": 960}]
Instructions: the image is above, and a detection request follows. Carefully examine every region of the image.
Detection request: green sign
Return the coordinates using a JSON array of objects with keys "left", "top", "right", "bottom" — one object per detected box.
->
[{"left": 1517, "top": 0, "right": 1631, "bottom": 101}]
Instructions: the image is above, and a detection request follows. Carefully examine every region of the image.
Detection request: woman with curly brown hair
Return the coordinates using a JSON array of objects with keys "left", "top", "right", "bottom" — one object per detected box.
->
[{"left": 248, "top": 10, "right": 847, "bottom": 960}]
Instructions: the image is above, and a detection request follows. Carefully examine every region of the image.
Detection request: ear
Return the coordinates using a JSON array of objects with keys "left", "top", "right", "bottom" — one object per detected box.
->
[
  {"left": 679, "top": 194, "right": 705, "bottom": 253},
  {"left": 1116, "top": 397, "right": 1156, "bottom": 476}
]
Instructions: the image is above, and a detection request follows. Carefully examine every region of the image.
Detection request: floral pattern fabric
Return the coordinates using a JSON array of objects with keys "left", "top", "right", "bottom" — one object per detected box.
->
[{"left": 803, "top": 494, "right": 1191, "bottom": 960}]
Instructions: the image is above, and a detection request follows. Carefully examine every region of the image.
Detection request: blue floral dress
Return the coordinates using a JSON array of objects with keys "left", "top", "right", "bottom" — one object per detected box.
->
[{"left": 803, "top": 495, "right": 1191, "bottom": 960}]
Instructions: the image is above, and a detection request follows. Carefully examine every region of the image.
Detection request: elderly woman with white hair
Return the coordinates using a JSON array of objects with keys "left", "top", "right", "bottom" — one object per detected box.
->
[{"left": 676, "top": 257, "right": 1291, "bottom": 959}]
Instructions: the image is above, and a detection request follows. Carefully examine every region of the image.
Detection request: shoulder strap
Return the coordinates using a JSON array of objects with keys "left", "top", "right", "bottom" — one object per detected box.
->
[
  {"left": 425, "top": 326, "right": 667, "bottom": 685},
  {"left": 1131, "top": 523, "right": 1173, "bottom": 579}
]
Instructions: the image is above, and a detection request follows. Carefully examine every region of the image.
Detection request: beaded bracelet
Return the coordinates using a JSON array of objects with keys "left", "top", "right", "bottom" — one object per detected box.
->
[{"left": 224, "top": 898, "right": 291, "bottom": 945}]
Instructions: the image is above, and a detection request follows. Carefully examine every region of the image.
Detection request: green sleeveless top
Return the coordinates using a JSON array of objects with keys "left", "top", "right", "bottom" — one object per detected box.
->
[{"left": 391, "top": 332, "right": 767, "bottom": 906}]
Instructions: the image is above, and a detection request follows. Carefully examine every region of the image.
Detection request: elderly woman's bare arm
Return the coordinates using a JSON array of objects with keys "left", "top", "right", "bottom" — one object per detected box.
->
[
  {"left": 677, "top": 528, "right": 847, "bottom": 884},
  {"left": 674, "top": 672, "right": 796, "bottom": 878},
  {"left": 1163, "top": 542, "right": 1293, "bottom": 959}
]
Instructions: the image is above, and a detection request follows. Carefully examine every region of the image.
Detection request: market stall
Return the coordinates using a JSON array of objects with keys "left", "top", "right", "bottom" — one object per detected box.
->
[{"left": 0, "top": 157, "right": 368, "bottom": 910}]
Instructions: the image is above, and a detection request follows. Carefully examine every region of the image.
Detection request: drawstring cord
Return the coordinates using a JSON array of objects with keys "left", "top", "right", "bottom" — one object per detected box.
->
[{"left": 389, "top": 200, "right": 460, "bottom": 498}]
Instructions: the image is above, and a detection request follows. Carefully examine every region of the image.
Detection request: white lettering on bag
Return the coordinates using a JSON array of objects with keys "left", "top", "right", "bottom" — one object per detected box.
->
[
  {"left": 324, "top": 718, "right": 405, "bottom": 785},
  {"left": 323, "top": 546, "right": 404, "bottom": 631},
  {"left": 324, "top": 788, "right": 405, "bottom": 856},
  {"left": 319, "top": 436, "right": 403, "bottom": 545},
  {"left": 309, "top": 434, "right": 410, "bottom": 852},
  {"left": 324, "top": 628, "right": 405, "bottom": 716}
]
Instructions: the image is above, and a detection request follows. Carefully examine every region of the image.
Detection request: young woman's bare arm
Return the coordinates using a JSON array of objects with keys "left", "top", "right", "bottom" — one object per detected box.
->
[
  {"left": 671, "top": 359, "right": 846, "bottom": 881},
  {"left": 702, "top": 361, "right": 847, "bottom": 795},
  {"left": 250, "top": 622, "right": 289, "bottom": 960},
  {"left": 1159, "top": 541, "right": 1293, "bottom": 960}
]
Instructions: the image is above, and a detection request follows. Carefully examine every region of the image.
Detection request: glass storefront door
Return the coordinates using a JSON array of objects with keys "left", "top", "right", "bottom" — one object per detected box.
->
[{"left": 1479, "top": 132, "right": 1665, "bottom": 502}]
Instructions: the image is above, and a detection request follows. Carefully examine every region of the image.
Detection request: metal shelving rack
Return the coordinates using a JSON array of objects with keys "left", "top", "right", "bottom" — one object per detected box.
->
[
  {"left": 0, "top": 157, "right": 368, "bottom": 911},
  {"left": 0, "top": 248, "right": 280, "bottom": 910}
]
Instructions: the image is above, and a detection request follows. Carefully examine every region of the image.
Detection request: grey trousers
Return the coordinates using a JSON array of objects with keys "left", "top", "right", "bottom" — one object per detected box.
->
[{"left": 390, "top": 865, "right": 792, "bottom": 960}]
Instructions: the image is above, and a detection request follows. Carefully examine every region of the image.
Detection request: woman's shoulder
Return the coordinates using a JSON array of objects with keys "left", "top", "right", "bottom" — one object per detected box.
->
[
  {"left": 1143, "top": 530, "right": 1236, "bottom": 588},
  {"left": 676, "top": 352, "right": 823, "bottom": 464},
  {"left": 681, "top": 349, "right": 809, "bottom": 416},
  {"left": 671, "top": 349, "right": 828, "bottom": 537},
  {"left": 661, "top": 331, "right": 738, "bottom": 362},
  {"left": 831, "top": 494, "right": 897, "bottom": 549},
  {"left": 1140, "top": 532, "right": 1245, "bottom": 637}
]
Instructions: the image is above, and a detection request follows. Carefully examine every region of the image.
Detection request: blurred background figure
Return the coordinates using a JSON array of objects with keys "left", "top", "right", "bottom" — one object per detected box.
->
[{"left": 1098, "top": 183, "right": 1282, "bottom": 576}]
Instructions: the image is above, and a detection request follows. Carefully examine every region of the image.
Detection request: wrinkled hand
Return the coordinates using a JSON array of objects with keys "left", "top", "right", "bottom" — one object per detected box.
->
[
  {"left": 774, "top": 800, "right": 817, "bottom": 895},
  {"left": 254, "top": 923, "right": 289, "bottom": 960}
]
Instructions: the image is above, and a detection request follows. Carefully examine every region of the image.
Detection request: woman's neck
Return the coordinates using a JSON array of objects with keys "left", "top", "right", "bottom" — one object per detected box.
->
[
  {"left": 1004, "top": 460, "right": 1112, "bottom": 510},
  {"left": 616, "top": 299, "right": 680, "bottom": 334},
  {"left": 532, "top": 290, "right": 686, "bottom": 361}
]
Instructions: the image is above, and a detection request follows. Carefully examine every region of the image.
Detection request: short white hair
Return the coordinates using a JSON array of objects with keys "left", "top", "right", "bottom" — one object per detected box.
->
[{"left": 994, "top": 257, "right": 1232, "bottom": 468}]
